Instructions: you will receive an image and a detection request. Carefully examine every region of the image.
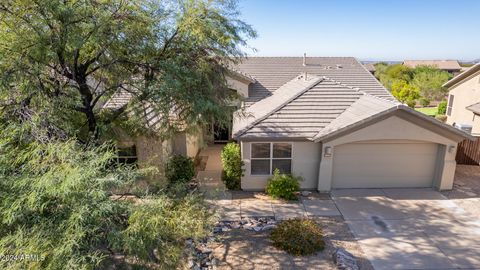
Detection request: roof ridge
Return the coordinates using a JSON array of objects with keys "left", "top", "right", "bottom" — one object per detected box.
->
[{"left": 233, "top": 74, "right": 324, "bottom": 138}]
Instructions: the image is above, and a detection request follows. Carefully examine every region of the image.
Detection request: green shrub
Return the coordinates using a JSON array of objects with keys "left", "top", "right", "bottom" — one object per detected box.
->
[
  {"left": 221, "top": 142, "right": 244, "bottom": 190},
  {"left": 123, "top": 194, "right": 215, "bottom": 267},
  {"left": 419, "top": 97, "right": 431, "bottom": 107},
  {"left": 435, "top": 114, "right": 448, "bottom": 123},
  {"left": 266, "top": 169, "right": 300, "bottom": 200},
  {"left": 270, "top": 218, "right": 325, "bottom": 256},
  {"left": 438, "top": 100, "right": 447, "bottom": 115},
  {"left": 165, "top": 155, "right": 195, "bottom": 185}
]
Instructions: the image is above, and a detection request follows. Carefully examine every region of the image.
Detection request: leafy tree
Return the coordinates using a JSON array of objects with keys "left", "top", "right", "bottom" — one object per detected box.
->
[
  {"left": 0, "top": 0, "right": 256, "bottom": 142},
  {"left": 0, "top": 0, "right": 252, "bottom": 269},
  {"left": 375, "top": 64, "right": 413, "bottom": 90},
  {"left": 391, "top": 80, "right": 420, "bottom": 108},
  {"left": 411, "top": 66, "right": 451, "bottom": 101}
]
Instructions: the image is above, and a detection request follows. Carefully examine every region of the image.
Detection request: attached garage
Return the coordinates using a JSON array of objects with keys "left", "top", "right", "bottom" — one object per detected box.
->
[{"left": 332, "top": 141, "right": 438, "bottom": 188}]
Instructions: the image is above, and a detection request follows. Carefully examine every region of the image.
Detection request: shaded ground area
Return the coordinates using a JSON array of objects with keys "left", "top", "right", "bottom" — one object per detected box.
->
[{"left": 209, "top": 217, "right": 373, "bottom": 270}]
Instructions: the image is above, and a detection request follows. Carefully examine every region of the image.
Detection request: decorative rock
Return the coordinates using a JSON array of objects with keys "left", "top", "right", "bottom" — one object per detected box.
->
[
  {"left": 301, "top": 191, "right": 311, "bottom": 196},
  {"left": 253, "top": 226, "right": 263, "bottom": 232},
  {"left": 262, "top": 224, "right": 276, "bottom": 231},
  {"left": 332, "top": 248, "right": 359, "bottom": 270}
]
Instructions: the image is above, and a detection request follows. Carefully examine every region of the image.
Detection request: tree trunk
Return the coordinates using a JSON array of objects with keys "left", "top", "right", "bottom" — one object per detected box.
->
[{"left": 76, "top": 74, "right": 98, "bottom": 139}]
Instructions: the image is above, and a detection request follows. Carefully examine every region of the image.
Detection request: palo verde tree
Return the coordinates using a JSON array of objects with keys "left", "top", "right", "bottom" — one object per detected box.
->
[
  {"left": 0, "top": 0, "right": 254, "bottom": 269},
  {"left": 0, "top": 0, "right": 256, "bottom": 142}
]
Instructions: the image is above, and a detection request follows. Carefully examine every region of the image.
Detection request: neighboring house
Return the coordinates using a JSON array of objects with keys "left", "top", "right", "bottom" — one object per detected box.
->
[
  {"left": 105, "top": 56, "right": 472, "bottom": 192},
  {"left": 403, "top": 60, "right": 462, "bottom": 75},
  {"left": 444, "top": 63, "right": 480, "bottom": 136},
  {"left": 231, "top": 57, "right": 471, "bottom": 192},
  {"left": 362, "top": 62, "right": 376, "bottom": 74}
]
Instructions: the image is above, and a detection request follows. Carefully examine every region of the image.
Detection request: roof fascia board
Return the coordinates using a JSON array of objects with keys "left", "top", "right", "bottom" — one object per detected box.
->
[{"left": 443, "top": 63, "right": 480, "bottom": 89}]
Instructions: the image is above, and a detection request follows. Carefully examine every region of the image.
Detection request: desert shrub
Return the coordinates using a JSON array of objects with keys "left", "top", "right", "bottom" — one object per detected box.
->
[
  {"left": 419, "top": 97, "right": 431, "bottom": 107},
  {"left": 165, "top": 155, "right": 195, "bottom": 185},
  {"left": 435, "top": 114, "right": 448, "bottom": 123},
  {"left": 266, "top": 169, "right": 300, "bottom": 200},
  {"left": 0, "top": 122, "right": 215, "bottom": 270},
  {"left": 0, "top": 131, "right": 137, "bottom": 270},
  {"left": 123, "top": 194, "right": 215, "bottom": 268},
  {"left": 438, "top": 100, "right": 447, "bottom": 115},
  {"left": 221, "top": 142, "right": 244, "bottom": 190},
  {"left": 270, "top": 218, "right": 325, "bottom": 256}
]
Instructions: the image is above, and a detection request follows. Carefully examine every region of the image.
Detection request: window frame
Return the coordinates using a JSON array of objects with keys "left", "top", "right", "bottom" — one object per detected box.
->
[
  {"left": 117, "top": 145, "right": 138, "bottom": 165},
  {"left": 447, "top": 94, "right": 454, "bottom": 116},
  {"left": 250, "top": 142, "right": 293, "bottom": 176}
]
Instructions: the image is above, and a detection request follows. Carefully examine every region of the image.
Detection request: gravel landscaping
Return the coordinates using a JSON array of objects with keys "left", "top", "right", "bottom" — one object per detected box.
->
[{"left": 206, "top": 217, "right": 373, "bottom": 270}]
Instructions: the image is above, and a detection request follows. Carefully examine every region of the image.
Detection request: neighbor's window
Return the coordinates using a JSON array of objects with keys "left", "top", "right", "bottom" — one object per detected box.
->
[
  {"left": 251, "top": 143, "right": 292, "bottom": 175},
  {"left": 117, "top": 145, "right": 137, "bottom": 164},
  {"left": 447, "top": 94, "right": 454, "bottom": 116}
]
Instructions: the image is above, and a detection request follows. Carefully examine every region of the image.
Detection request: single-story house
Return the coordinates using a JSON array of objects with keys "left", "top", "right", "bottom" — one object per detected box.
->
[
  {"left": 231, "top": 57, "right": 472, "bottom": 192},
  {"left": 444, "top": 63, "right": 480, "bottom": 136},
  {"left": 403, "top": 60, "right": 462, "bottom": 75},
  {"left": 104, "top": 56, "right": 472, "bottom": 192}
]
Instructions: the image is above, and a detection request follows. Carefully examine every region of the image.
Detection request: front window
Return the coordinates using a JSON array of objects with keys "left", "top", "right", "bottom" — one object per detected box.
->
[
  {"left": 117, "top": 145, "right": 138, "bottom": 164},
  {"left": 447, "top": 94, "right": 454, "bottom": 116},
  {"left": 251, "top": 143, "right": 292, "bottom": 175}
]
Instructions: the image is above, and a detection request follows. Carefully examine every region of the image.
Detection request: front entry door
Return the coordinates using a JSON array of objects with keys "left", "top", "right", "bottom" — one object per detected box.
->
[{"left": 213, "top": 122, "right": 230, "bottom": 143}]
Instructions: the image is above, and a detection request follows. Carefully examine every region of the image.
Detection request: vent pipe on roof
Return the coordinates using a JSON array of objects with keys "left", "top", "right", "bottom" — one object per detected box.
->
[
  {"left": 303, "top": 53, "right": 307, "bottom": 66},
  {"left": 303, "top": 71, "right": 307, "bottom": 81}
]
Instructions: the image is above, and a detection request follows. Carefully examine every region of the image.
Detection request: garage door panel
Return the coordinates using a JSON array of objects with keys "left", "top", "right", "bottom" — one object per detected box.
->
[{"left": 332, "top": 142, "right": 437, "bottom": 188}]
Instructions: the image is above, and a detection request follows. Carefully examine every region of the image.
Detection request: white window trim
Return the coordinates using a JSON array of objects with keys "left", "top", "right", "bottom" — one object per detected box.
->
[{"left": 250, "top": 142, "right": 293, "bottom": 176}]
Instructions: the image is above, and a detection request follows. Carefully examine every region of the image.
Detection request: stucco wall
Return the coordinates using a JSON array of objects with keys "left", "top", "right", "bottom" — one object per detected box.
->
[
  {"left": 116, "top": 131, "right": 172, "bottom": 188},
  {"left": 226, "top": 76, "right": 249, "bottom": 98},
  {"left": 172, "top": 127, "right": 205, "bottom": 158},
  {"left": 240, "top": 141, "right": 322, "bottom": 190},
  {"left": 318, "top": 115, "right": 458, "bottom": 192},
  {"left": 446, "top": 73, "right": 480, "bottom": 136}
]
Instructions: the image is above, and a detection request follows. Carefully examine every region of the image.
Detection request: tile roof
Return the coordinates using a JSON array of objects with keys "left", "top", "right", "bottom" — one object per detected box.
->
[
  {"left": 362, "top": 63, "right": 376, "bottom": 72},
  {"left": 234, "top": 75, "right": 398, "bottom": 140},
  {"left": 312, "top": 94, "right": 398, "bottom": 141},
  {"left": 403, "top": 60, "right": 462, "bottom": 70},
  {"left": 232, "top": 74, "right": 323, "bottom": 138},
  {"left": 234, "top": 57, "right": 394, "bottom": 105},
  {"left": 466, "top": 102, "right": 480, "bottom": 115}
]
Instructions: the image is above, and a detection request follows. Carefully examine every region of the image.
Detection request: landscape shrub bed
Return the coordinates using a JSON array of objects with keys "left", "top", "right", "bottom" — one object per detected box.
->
[
  {"left": 270, "top": 218, "right": 325, "bottom": 256},
  {"left": 221, "top": 142, "right": 243, "bottom": 190},
  {"left": 165, "top": 155, "right": 195, "bottom": 185},
  {"left": 266, "top": 169, "right": 300, "bottom": 200}
]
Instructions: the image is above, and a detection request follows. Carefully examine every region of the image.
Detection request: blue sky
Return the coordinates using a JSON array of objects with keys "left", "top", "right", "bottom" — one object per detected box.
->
[{"left": 238, "top": 0, "right": 480, "bottom": 61}]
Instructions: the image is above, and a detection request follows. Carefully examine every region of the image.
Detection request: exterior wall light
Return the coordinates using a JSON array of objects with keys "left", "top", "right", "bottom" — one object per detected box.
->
[
  {"left": 448, "top": 145, "right": 456, "bottom": 153},
  {"left": 324, "top": 146, "right": 332, "bottom": 157}
]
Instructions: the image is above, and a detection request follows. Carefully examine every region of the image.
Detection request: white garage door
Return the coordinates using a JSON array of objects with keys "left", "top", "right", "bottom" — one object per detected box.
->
[{"left": 332, "top": 142, "right": 438, "bottom": 188}]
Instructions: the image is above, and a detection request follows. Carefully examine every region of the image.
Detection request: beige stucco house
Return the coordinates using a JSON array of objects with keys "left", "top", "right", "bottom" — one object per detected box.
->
[
  {"left": 105, "top": 56, "right": 472, "bottom": 192},
  {"left": 231, "top": 57, "right": 471, "bottom": 192},
  {"left": 444, "top": 63, "right": 480, "bottom": 136}
]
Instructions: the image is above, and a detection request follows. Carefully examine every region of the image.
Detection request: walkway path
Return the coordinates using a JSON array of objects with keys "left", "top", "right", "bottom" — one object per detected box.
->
[{"left": 196, "top": 144, "right": 229, "bottom": 199}]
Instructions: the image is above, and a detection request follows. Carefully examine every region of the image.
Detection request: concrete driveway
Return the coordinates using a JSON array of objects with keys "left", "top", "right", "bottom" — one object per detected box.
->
[{"left": 332, "top": 188, "right": 480, "bottom": 270}]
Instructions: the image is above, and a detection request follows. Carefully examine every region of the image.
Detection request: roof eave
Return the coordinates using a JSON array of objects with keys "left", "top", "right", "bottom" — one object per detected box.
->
[
  {"left": 313, "top": 105, "right": 474, "bottom": 143},
  {"left": 443, "top": 63, "right": 480, "bottom": 88}
]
